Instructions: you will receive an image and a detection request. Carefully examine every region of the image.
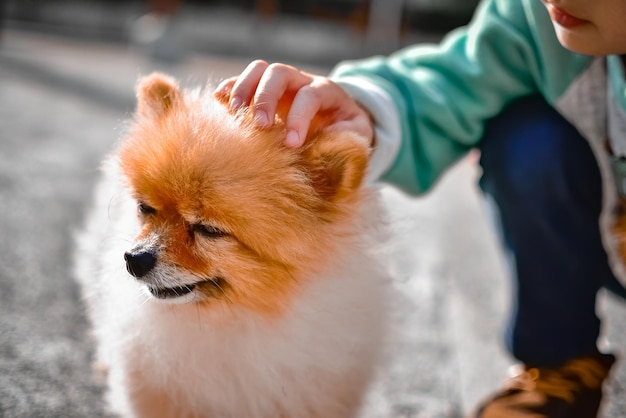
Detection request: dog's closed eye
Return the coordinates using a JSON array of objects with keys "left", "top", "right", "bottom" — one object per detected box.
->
[
  {"left": 192, "top": 223, "right": 228, "bottom": 239},
  {"left": 138, "top": 202, "right": 156, "bottom": 215}
]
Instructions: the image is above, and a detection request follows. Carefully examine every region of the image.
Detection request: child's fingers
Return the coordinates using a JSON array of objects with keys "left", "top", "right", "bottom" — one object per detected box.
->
[
  {"left": 228, "top": 60, "right": 270, "bottom": 111},
  {"left": 284, "top": 85, "right": 322, "bottom": 147},
  {"left": 214, "top": 77, "right": 237, "bottom": 102},
  {"left": 252, "top": 63, "right": 312, "bottom": 128},
  {"left": 216, "top": 61, "right": 366, "bottom": 149},
  {"left": 286, "top": 78, "right": 363, "bottom": 148}
]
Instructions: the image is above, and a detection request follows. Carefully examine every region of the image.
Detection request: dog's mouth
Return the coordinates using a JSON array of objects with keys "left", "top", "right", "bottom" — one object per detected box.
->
[
  {"left": 145, "top": 278, "right": 228, "bottom": 301},
  {"left": 148, "top": 284, "right": 196, "bottom": 299}
]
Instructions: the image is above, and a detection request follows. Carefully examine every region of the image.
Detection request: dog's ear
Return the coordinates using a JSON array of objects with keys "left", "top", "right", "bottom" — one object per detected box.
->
[
  {"left": 136, "top": 73, "right": 181, "bottom": 119},
  {"left": 302, "top": 132, "right": 370, "bottom": 202}
]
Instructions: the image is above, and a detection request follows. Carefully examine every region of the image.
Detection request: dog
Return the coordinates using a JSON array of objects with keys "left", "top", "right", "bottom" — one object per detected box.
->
[{"left": 73, "top": 72, "right": 388, "bottom": 418}]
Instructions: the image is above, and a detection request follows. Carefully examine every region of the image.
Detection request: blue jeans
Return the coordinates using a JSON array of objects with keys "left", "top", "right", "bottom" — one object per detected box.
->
[{"left": 479, "top": 95, "right": 616, "bottom": 367}]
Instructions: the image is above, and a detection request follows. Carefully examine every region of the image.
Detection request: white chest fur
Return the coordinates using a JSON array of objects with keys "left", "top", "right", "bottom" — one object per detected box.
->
[{"left": 104, "top": 264, "right": 386, "bottom": 417}]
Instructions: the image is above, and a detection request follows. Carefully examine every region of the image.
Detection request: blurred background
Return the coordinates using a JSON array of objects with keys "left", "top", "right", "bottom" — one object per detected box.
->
[
  {"left": 2, "top": 0, "right": 477, "bottom": 65},
  {"left": 1, "top": 1, "right": 626, "bottom": 418}
]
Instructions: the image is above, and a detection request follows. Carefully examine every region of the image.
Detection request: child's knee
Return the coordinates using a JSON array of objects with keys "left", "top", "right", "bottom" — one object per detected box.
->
[{"left": 478, "top": 95, "right": 595, "bottom": 208}]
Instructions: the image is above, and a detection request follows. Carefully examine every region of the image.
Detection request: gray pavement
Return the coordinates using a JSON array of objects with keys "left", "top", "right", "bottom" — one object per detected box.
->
[{"left": 1, "top": 13, "right": 626, "bottom": 418}]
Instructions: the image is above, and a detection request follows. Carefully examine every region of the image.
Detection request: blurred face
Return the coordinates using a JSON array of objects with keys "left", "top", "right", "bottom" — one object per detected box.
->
[{"left": 542, "top": 0, "right": 626, "bottom": 55}]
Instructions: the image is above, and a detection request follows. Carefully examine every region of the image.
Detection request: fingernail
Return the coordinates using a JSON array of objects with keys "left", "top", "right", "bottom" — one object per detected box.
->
[
  {"left": 285, "top": 130, "right": 301, "bottom": 147},
  {"left": 255, "top": 110, "right": 269, "bottom": 127},
  {"left": 229, "top": 97, "right": 243, "bottom": 112},
  {"left": 215, "top": 80, "right": 227, "bottom": 93}
]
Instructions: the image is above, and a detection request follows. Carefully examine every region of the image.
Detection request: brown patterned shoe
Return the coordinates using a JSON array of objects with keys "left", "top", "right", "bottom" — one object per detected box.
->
[{"left": 473, "top": 353, "right": 616, "bottom": 418}]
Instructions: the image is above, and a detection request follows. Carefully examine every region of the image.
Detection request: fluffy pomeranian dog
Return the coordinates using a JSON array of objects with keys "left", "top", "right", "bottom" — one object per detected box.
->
[{"left": 74, "top": 72, "right": 388, "bottom": 418}]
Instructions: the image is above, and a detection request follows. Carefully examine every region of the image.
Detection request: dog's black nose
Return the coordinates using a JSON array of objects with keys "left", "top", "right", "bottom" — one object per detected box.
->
[{"left": 124, "top": 251, "right": 156, "bottom": 278}]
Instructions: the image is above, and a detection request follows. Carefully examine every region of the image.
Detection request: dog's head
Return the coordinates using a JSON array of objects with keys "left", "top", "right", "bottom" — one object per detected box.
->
[{"left": 116, "top": 73, "right": 371, "bottom": 315}]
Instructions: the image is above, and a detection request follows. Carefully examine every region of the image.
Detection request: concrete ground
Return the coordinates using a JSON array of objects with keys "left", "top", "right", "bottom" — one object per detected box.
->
[{"left": 1, "top": 5, "right": 625, "bottom": 417}]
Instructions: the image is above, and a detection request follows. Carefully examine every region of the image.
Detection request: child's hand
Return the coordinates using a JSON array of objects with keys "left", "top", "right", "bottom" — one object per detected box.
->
[{"left": 215, "top": 60, "right": 374, "bottom": 148}]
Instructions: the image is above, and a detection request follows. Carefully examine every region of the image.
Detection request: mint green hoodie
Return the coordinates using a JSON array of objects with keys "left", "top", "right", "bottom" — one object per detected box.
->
[{"left": 331, "top": 0, "right": 626, "bottom": 196}]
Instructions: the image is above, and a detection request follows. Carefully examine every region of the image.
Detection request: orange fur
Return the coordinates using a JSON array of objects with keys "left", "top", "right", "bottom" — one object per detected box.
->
[{"left": 117, "top": 72, "right": 371, "bottom": 316}]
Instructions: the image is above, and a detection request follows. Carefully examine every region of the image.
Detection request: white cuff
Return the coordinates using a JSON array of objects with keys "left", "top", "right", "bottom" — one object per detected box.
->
[{"left": 333, "top": 76, "right": 402, "bottom": 183}]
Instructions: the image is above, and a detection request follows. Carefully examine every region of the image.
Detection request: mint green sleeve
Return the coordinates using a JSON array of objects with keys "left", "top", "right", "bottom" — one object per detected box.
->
[{"left": 331, "top": 0, "right": 592, "bottom": 195}]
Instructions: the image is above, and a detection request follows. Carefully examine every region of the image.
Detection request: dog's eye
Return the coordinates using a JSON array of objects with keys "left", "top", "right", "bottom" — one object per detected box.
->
[
  {"left": 138, "top": 202, "right": 156, "bottom": 215},
  {"left": 192, "top": 223, "right": 228, "bottom": 238}
]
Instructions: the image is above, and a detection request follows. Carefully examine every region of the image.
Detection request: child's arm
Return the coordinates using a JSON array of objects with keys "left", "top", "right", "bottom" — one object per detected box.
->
[
  {"left": 217, "top": 0, "right": 593, "bottom": 195},
  {"left": 331, "top": 0, "right": 592, "bottom": 195}
]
